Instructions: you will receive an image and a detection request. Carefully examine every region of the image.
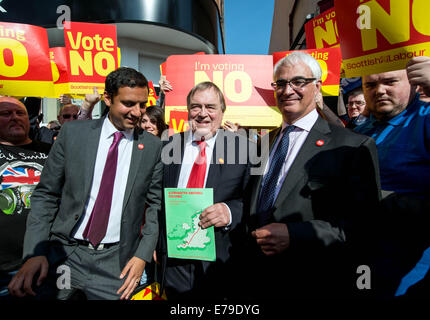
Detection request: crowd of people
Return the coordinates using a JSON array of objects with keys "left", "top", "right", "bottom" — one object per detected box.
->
[{"left": 0, "top": 52, "right": 429, "bottom": 301}]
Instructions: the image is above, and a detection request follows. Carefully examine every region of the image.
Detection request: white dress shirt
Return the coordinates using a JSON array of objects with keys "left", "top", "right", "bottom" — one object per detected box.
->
[
  {"left": 177, "top": 130, "right": 232, "bottom": 226},
  {"left": 73, "top": 117, "right": 134, "bottom": 243},
  {"left": 261, "top": 109, "right": 319, "bottom": 206},
  {"left": 177, "top": 131, "right": 218, "bottom": 188}
]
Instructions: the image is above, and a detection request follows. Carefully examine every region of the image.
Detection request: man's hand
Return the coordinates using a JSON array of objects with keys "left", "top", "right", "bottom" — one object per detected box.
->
[
  {"left": 153, "top": 250, "right": 158, "bottom": 265},
  {"left": 117, "top": 256, "right": 146, "bottom": 300},
  {"left": 251, "top": 223, "right": 290, "bottom": 256},
  {"left": 8, "top": 256, "right": 49, "bottom": 297},
  {"left": 222, "top": 121, "right": 240, "bottom": 133},
  {"left": 159, "top": 76, "right": 173, "bottom": 94},
  {"left": 82, "top": 87, "right": 101, "bottom": 112},
  {"left": 198, "top": 203, "right": 231, "bottom": 229},
  {"left": 315, "top": 91, "right": 324, "bottom": 110},
  {"left": 406, "top": 56, "right": 430, "bottom": 97}
]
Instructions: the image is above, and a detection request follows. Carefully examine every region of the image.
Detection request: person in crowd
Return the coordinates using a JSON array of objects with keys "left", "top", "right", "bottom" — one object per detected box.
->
[
  {"left": 57, "top": 104, "right": 79, "bottom": 126},
  {"left": 345, "top": 88, "right": 369, "bottom": 129},
  {"left": 8, "top": 67, "right": 163, "bottom": 300},
  {"left": 141, "top": 106, "right": 167, "bottom": 138},
  {"left": 354, "top": 56, "right": 430, "bottom": 298},
  {"left": 156, "top": 76, "right": 173, "bottom": 109},
  {"left": 22, "top": 97, "right": 57, "bottom": 144},
  {"left": 59, "top": 88, "right": 102, "bottom": 122},
  {"left": 47, "top": 120, "right": 61, "bottom": 131},
  {"left": 158, "top": 81, "right": 252, "bottom": 300},
  {"left": 417, "top": 86, "right": 430, "bottom": 103},
  {"left": 238, "top": 52, "right": 380, "bottom": 299},
  {"left": 0, "top": 97, "right": 51, "bottom": 300}
]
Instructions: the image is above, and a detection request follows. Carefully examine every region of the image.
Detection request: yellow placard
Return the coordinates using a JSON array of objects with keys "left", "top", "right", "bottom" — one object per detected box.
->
[{"left": 166, "top": 105, "right": 282, "bottom": 128}]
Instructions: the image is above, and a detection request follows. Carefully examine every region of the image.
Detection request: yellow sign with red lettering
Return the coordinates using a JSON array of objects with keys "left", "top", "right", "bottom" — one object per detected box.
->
[
  {"left": 305, "top": 8, "right": 340, "bottom": 49},
  {"left": 0, "top": 22, "right": 53, "bottom": 97},
  {"left": 335, "top": 0, "right": 430, "bottom": 77},
  {"left": 146, "top": 81, "right": 159, "bottom": 106},
  {"left": 165, "top": 54, "right": 280, "bottom": 127},
  {"left": 64, "top": 21, "right": 118, "bottom": 95},
  {"left": 272, "top": 47, "right": 342, "bottom": 96}
]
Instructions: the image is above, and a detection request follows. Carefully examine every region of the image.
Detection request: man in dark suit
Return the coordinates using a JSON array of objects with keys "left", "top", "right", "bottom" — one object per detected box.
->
[
  {"left": 241, "top": 52, "right": 381, "bottom": 299},
  {"left": 159, "top": 81, "right": 251, "bottom": 300},
  {"left": 8, "top": 67, "right": 162, "bottom": 300}
]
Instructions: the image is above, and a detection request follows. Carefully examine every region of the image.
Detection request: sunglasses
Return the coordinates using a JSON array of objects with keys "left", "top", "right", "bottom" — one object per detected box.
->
[{"left": 62, "top": 114, "right": 78, "bottom": 119}]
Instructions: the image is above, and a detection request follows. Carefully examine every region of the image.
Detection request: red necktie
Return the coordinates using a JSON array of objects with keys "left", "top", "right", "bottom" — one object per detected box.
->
[
  {"left": 186, "top": 141, "right": 207, "bottom": 188},
  {"left": 83, "top": 131, "right": 124, "bottom": 247}
]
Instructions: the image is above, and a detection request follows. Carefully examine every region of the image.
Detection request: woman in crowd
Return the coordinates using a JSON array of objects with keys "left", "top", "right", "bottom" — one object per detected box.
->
[{"left": 141, "top": 106, "right": 167, "bottom": 138}]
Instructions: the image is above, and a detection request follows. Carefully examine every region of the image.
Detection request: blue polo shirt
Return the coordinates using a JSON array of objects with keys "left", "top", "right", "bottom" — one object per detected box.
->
[{"left": 355, "top": 94, "right": 430, "bottom": 195}]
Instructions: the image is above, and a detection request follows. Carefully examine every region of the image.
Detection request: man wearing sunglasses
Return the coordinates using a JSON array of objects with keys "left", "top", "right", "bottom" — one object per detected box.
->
[
  {"left": 238, "top": 52, "right": 381, "bottom": 299},
  {"left": 57, "top": 104, "right": 79, "bottom": 126}
]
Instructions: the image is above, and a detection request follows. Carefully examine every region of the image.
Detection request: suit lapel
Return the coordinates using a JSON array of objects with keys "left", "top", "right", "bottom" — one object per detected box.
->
[
  {"left": 205, "top": 130, "right": 224, "bottom": 188},
  {"left": 250, "top": 127, "right": 282, "bottom": 215},
  {"left": 122, "top": 129, "right": 146, "bottom": 212},
  {"left": 272, "top": 116, "right": 332, "bottom": 216},
  {"left": 167, "top": 132, "right": 186, "bottom": 188},
  {"left": 82, "top": 118, "right": 104, "bottom": 197}
]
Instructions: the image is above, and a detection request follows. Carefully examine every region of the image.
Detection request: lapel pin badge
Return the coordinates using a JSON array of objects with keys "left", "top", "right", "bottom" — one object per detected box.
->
[
  {"left": 218, "top": 158, "right": 224, "bottom": 164},
  {"left": 316, "top": 139, "right": 325, "bottom": 147},
  {"left": 138, "top": 144, "right": 144, "bottom": 150}
]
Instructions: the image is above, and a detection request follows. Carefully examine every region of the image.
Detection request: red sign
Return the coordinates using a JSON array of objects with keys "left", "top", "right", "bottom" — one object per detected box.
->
[
  {"left": 169, "top": 110, "right": 190, "bottom": 135},
  {"left": 335, "top": 0, "right": 430, "bottom": 76},
  {"left": 50, "top": 47, "right": 69, "bottom": 84},
  {"left": 0, "top": 22, "right": 53, "bottom": 97},
  {"left": 64, "top": 22, "right": 118, "bottom": 94},
  {"left": 147, "top": 81, "right": 159, "bottom": 106},
  {"left": 272, "top": 47, "right": 342, "bottom": 96},
  {"left": 305, "top": 8, "right": 339, "bottom": 49},
  {"left": 165, "top": 54, "right": 279, "bottom": 127}
]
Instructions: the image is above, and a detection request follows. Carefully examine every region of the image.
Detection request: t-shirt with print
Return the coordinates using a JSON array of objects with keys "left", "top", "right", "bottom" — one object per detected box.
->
[{"left": 0, "top": 141, "right": 51, "bottom": 271}]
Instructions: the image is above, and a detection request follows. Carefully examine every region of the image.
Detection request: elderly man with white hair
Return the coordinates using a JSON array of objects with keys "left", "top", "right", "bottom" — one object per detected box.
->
[{"left": 234, "top": 52, "right": 381, "bottom": 299}]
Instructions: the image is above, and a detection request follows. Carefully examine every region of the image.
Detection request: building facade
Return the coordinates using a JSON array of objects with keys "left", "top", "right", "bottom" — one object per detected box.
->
[{"left": 1, "top": 0, "right": 224, "bottom": 121}]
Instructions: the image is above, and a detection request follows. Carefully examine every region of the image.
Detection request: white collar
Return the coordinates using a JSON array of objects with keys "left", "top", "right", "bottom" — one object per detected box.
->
[
  {"left": 282, "top": 108, "right": 318, "bottom": 132},
  {"left": 185, "top": 129, "right": 219, "bottom": 149},
  {"left": 103, "top": 116, "right": 134, "bottom": 140}
]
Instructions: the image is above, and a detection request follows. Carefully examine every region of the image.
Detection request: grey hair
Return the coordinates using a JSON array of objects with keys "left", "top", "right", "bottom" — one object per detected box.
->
[{"left": 273, "top": 51, "right": 322, "bottom": 81}]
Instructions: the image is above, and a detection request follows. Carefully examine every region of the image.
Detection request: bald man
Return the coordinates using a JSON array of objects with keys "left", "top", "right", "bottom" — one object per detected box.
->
[{"left": 0, "top": 97, "right": 51, "bottom": 300}]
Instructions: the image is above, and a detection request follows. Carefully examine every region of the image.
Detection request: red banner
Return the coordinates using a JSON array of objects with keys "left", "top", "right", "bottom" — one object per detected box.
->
[
  {"left": 64, "top": 21, "right": 118, "bottom": 94},
  {"left": 335, "top": 0, "right": 430, "bottom": 77},
  {"left": 305, "top": 8, "right": 339, "bottom": 49},
  {"left": 168, "top": 110, "right": 190, "bottom": 135},
  {"left": 165, "top": 54, "right": 279, "bottom": 127},
  {"left": 0, "top": 22, "right": 53, "bottom": 97},
  {"left": 147, "top": 81, "right": 159, "bottom": 106},
  {"left": 272, "top": 47, "right": 342, "bottom": 96}
]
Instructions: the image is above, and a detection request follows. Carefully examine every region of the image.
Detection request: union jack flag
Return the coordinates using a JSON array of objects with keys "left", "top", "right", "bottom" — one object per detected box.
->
[{"left": 0, "top": 166, "right": 41, "bottom": 190}]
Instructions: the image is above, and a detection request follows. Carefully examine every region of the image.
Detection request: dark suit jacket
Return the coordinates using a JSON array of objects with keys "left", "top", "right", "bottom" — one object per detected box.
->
[
  {"left": 159, "top": 129, "right": 251, "bottom": 299},
  {"left": 23, "top": 117, "right": 163, "bottom": 269},
  {"left": 240, "top": 116, "right": 381, "bottom": 298}
]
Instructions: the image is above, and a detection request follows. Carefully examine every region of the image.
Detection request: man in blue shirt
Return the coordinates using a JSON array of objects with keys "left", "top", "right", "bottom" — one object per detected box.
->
[{"left": 355, "top": 56, "right": 430, "bottom": 298}]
